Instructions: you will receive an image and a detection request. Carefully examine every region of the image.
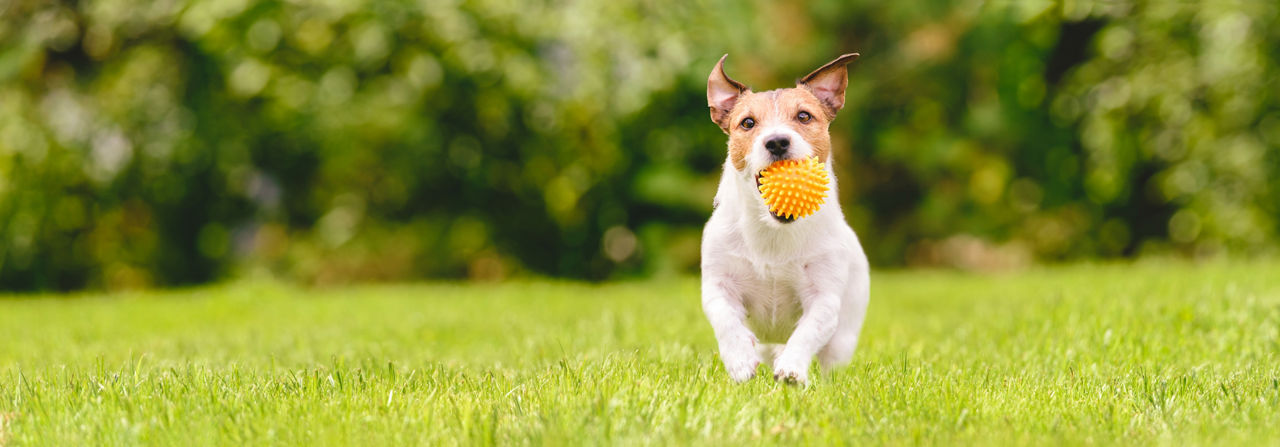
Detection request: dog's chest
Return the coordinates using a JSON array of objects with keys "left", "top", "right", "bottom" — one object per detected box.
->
[{"left": 738, "top": 263, "right": 807, "bottom": 343}]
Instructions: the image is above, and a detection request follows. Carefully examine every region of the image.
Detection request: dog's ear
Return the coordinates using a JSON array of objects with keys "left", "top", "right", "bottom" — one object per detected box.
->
[
  {"left": 798, "top": 53, "right": 859, "bottom": 119},
  {"left": 708, "top": 54, "right": 748, "bottom": 133}
]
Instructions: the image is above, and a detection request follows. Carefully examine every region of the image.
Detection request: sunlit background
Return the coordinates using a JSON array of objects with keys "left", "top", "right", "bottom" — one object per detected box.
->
[{"left": 0, "top": 0, "right": 1277, "bottom": 290}]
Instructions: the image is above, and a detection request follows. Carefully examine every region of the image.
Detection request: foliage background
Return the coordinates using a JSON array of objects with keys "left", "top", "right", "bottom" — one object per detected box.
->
[{"left": 0, "top": 0, "right": 1277, "bottom": 290}]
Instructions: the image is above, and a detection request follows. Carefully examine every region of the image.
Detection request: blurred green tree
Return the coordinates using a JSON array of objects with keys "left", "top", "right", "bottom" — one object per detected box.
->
[{"left": 0, "top": 0, "right": 1276, "bottom": 290}]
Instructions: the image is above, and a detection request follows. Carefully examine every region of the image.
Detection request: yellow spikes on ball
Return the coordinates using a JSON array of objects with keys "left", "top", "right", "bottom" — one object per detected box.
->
[{"left": 758, "top": 157, "right": 830, "bottom": 220}]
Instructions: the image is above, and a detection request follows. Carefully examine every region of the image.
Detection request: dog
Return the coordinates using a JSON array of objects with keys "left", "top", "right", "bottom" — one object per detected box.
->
[{"left": 701, "top": 53, "right": 870, "bottom": 385}]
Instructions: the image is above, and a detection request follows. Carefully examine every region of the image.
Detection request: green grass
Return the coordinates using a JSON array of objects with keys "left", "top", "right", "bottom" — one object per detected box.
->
[{"left": 2, "top": 261, "right": 1280, "bottom": 445}]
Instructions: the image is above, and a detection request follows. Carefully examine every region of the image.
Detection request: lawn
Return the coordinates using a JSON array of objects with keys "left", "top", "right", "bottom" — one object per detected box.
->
[{"left": 2, "top": 260, "right": 1279, "bottom": 445}]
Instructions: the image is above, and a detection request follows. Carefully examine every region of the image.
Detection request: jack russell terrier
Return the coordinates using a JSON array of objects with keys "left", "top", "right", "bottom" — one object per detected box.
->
[{"left": 701, "top": 53, "right": 870, "bottom": 385}]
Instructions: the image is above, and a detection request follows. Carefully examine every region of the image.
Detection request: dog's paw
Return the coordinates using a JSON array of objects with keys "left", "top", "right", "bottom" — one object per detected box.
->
[
  {"left": 724, "top": 357, "right": 761, "bottom": 382},
  {"left": 720, "top": 344, "right": 762, "bottom": 382},
  {"left": 718, "top": 334, "right": 762, "bottom": 383},
  {"left": 772, "top": 365, "right": 808, "bottom": 386}
]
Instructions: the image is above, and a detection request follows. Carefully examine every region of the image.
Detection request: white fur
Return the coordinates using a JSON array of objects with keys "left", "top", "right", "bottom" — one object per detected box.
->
[{"left": 701, "top": 128, "right": 870, "bottom": 385}]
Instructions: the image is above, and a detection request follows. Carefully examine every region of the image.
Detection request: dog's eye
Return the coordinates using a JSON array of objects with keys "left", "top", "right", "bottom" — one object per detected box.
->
[
  {"left": 740, "top": 117, "right": 755, "bottom": 130},
  {"left": 797, "top": 111, "right": 812, "bottom": 123}
]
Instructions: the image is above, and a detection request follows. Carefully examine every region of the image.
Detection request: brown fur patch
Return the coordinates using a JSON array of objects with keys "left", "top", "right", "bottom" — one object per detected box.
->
[{"left": 724, "top": 88, "right": 833, "bottom": 171}]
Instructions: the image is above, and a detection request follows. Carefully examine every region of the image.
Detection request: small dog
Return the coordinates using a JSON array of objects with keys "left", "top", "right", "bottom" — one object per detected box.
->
[{"left": 701, "top": 53, "right": 870, "bottom": 385}]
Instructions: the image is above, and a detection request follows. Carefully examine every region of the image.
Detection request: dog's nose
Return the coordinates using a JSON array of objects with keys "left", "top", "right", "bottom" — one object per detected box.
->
[{"left": 764, "top": 136, "right": 790, "bottom": 156}]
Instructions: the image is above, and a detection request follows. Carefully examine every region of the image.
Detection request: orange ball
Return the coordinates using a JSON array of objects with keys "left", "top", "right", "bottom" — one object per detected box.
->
[{"left": 758, "top": 157, "right": 830, "bottom": 220}]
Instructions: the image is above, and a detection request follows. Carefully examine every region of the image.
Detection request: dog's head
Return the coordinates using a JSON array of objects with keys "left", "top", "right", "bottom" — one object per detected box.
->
[{"left": 708, "top": 53, "right": 858, "bottom": 222}]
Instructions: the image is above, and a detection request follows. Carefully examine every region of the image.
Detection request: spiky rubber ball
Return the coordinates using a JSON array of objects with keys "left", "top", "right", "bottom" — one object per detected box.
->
[{"left": 757, "top": 157, "right": 830, "bottom": 220}]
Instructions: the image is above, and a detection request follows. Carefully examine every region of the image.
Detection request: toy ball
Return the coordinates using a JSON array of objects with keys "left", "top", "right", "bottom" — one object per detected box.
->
[{"left": 757, "top": 157, "right": 830, "bottom": 220}]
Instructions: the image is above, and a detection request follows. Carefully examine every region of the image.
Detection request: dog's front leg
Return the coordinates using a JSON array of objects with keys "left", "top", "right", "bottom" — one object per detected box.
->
[
  {"left": 773, "top": 294, "right": 838, "bottom": 385},
  {"left": 702, "top": 279, "right": 760, "bottom": 382}
]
